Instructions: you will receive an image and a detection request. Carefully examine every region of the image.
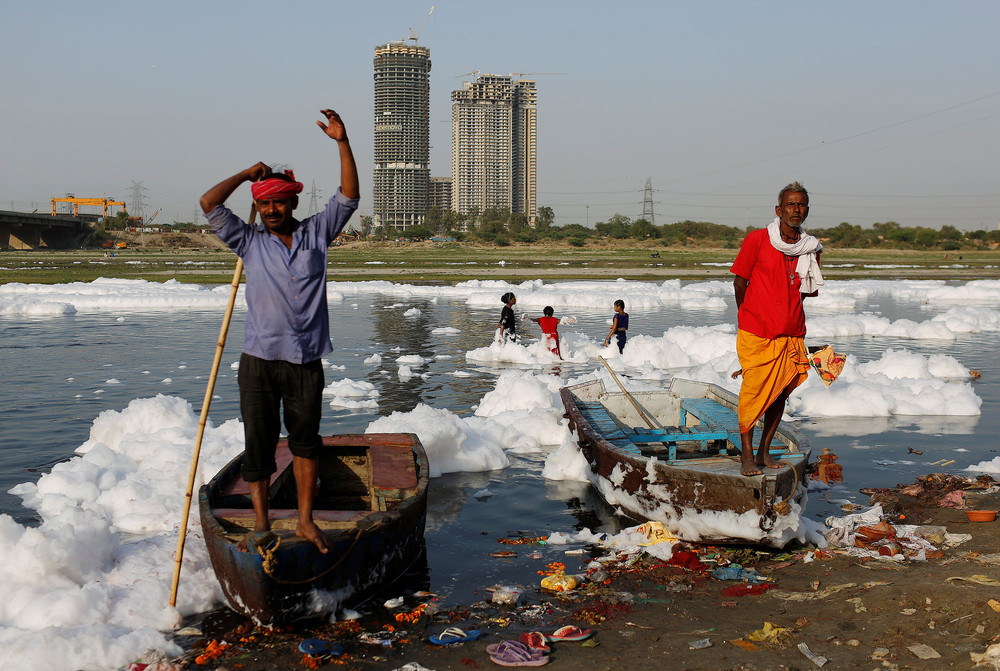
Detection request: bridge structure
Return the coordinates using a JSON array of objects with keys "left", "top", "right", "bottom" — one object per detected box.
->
[{"left": 0, "top": 210, "right": 99, "bottom": 250}]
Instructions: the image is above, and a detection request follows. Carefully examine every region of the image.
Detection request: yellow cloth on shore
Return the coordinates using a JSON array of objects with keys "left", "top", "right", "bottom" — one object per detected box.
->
[{"left": 737, "top": 330, "right": 809, "bottom": 433}]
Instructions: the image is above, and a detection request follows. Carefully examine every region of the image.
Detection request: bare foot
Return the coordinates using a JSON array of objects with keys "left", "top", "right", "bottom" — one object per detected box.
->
[
  {"left": 740, "top": 454, "right": 762, "bottom": 476},
  {"left": 296, "top": 519, "right": 330, "bottom": 554},
  {"left": 757, "top": 456, "right": 788, "bottom": 470}
]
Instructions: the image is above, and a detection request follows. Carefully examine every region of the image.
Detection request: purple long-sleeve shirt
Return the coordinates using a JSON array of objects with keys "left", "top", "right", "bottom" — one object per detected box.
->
[{"left": 206, "top": 189, "right": 359, "bottom": 363}]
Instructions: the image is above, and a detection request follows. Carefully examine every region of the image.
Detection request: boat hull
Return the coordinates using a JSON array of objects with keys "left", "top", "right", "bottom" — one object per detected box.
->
[
  {"left": 561, "top": 378, "right": 810, "bottom": 547},
  {"left": 199, "top": 433, "right": 428, "bottom": 624}
]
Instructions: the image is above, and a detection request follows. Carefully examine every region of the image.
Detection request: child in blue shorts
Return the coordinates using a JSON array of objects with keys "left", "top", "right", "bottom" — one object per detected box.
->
[{"left": 603, "top": 299, "right": 629, "bottom": 353}]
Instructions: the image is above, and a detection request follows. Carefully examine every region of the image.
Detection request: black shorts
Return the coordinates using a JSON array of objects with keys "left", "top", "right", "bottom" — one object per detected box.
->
[{"left": 237, "top": 353, "right": 325, "bottom": 482}]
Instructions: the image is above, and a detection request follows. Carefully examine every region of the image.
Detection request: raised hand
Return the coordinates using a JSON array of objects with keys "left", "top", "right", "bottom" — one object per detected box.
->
[{"left": 316, "top": 109, "right": 348, "bottom": 141}]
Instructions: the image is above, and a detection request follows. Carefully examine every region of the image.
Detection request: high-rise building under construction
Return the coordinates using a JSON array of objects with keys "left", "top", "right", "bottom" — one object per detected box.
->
[
  {"left": 451, "top": 74, "right": 537, "bottom": 226},
  {"left": 372, "top": 42, "right": 431, "bottom": 231}
]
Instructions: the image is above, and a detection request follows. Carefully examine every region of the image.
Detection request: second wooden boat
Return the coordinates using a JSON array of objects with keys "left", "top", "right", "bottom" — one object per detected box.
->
[
  {"left": 199, "top": 433, "right": 429, "bottom": 624},
  {"left": 560, "top": 377, "right": 811, "bottom": 547}
]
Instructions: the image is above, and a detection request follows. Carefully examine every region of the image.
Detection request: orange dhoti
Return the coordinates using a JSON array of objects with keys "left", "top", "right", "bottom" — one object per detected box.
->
[{"left": 736, "top": 330, "right": 810, "bottom": 433}]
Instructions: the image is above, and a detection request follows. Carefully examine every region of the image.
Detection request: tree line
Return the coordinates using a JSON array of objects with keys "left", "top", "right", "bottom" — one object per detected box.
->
[{"left": 369, "top": 207, "right": 1000, "bottom": 250}]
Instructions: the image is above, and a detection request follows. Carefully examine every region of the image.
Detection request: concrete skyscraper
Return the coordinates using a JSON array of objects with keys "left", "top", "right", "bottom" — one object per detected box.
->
[
  {"left": 451, "top": 74, "right": 537, "bottom": 226},
  {"left": 373, "top": 42, "right": 431, "bottom": 231}
]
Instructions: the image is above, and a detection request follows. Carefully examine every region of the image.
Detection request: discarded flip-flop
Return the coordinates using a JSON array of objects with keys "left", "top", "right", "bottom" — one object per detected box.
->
[
  {"left": 519, "top": 631, "right": 550, "bottom": 652},
  {"left": 549, "top": 625, "right": 592, "bottom": 642},
  {"left": 486, "top": 640, "right": 548, "bottom": 667},
  {"left": 429, "top": 627, "right": 482, "bottom": 645},
  {"left": 298, "top": 638, "right": 343, "bottom": 656}
]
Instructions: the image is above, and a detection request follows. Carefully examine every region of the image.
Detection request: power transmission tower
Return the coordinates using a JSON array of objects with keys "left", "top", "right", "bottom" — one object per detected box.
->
[
  {"left": 129, "top": 180, "right": 149, "bottom": 245},
  {"left": 129, "top": 181, "right": 148, "bottom": 222},
  {"left": 642, "top": 178, "right": 655, "bottom": 225},
  {"left": 307, "top": 180, "right": 322, "bottom": 217}
]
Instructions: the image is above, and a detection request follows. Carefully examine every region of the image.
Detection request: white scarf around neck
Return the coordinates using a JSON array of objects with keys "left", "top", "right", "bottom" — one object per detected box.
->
[{"left": 767, "top": 218, "right": 824, "bottom": 293}]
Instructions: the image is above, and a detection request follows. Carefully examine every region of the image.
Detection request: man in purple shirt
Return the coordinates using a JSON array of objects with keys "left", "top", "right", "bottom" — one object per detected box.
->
[{"left": 199, "top": 109, "right": 359, "bottom": 553}]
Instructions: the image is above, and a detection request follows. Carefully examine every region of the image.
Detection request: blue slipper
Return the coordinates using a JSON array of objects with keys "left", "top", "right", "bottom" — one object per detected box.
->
[
  {"left": 429, "top": 627, "right": 482, "bottom": 645},
  {"left": 298, "top": 638, "right": 344, "bottom": 656}
]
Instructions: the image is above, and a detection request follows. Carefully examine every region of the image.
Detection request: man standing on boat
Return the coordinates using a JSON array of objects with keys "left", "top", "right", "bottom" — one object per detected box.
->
[
  {"left": 199, "top": 109, "right": 359, "bottom": 552},
  {"left": 731, "top": 182, "right": 822, "bottom": 476}
]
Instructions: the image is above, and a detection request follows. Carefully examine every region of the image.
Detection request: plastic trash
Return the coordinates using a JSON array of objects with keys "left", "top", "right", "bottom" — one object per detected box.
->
[
  {"left": 491, "top": 586, "right": 523, "bottom": 605},
  {"left": 797, "top": 642, "right": 829, "bottom": 667}
]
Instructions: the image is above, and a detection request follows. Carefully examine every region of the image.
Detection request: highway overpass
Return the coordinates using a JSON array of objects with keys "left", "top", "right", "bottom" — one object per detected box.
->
[{"left": 0, "top": 210, "right": 99, "bottom": 250}]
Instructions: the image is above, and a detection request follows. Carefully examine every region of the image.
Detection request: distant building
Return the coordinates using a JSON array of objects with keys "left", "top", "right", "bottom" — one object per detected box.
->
[
  {"left": 451, "top": 74, "right": 537, "bottom": 226},
  {"left": 373, "top": 42, "right": 431, "bottom": 232},
  {"left": 428, "top": 177, "right": 452, "bottom": 212}
]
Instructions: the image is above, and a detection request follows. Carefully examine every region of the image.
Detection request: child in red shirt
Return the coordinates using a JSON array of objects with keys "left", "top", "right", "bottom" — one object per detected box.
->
[{"left": 530, "top": 306, "right": 561, "bottom": 358}]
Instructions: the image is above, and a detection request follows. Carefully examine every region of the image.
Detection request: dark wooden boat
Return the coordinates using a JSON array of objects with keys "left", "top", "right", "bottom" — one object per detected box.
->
[
  {"left": 199, "top": 433, "right": 429, "bottom": 624},
  {"left": 560, "top": 378, "right": 811, "bottom": 547}
]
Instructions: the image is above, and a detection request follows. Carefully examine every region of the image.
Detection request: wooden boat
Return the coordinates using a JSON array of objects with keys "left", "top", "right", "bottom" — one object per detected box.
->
[
  {"left": 560, "top": 377, "right": 811, "bottom": 547},
  {"left": 199, "top": 433, "right": 429, "bottom": 624}
]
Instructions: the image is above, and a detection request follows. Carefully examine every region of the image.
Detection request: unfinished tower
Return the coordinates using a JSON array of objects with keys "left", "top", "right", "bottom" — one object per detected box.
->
[
  {"left": 451, "top": 74, "right": 537, "bottom": 226},
  {"left": 373, "top": 42, "right": 431, "bottom": 231}
]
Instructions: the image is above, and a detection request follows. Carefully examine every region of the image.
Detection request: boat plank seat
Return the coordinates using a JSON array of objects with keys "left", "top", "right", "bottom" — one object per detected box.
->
[
  {"left": 370, "top": 440, "right": 418, "bottom": 511},
  {"left": 578, "top": 401, "right": 641, "bottom": 455},
  {"left": 679, "top": 398, "right": 787, "bottom": 454},
  {"left": 212, "top": 507, "right": 373, "bottom": 527},
  {"left": 630, "top": 426, "right": 729, "bottom": 461},
  {"left": 219, "top": 447, "right": 295, "bottom": 499}
]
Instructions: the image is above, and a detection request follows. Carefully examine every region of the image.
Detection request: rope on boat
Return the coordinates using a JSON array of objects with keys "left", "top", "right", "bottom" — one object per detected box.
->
[
  {"left": 773, "top": 460, "right": 799, "bottom": 516},
  {"left": 756, "top": 459, "right": 800, "bottom": 531},
  {"left": 252, "top": 528, "right": 365, "bottom": 585}
]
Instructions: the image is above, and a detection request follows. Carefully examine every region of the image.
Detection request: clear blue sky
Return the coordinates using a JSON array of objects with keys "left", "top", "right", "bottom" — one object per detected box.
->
[{"left": 2, "top": 1, "right": 999, "bottom": 231}]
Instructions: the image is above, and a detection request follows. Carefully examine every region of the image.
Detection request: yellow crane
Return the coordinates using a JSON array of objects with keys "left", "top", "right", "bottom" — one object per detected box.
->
[{"left": 51, "top": 197, "right": 127, "bottom": 217}]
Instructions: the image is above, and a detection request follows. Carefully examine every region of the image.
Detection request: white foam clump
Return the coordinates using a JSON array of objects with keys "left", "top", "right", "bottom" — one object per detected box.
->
[
  {"left": 966, "top": 457, "right": 1000, "bottom": 474},
  {"left": 366, "top": 370, "right": 571, "bottom": 476},
  {"left": 0, "top": 278, "right": 238, "bottom": 313},
  {"left": 807, "top": 313, "right": 955, "bottom": 340},
  {"left": 432, "top": 327, "right": 461, "bottom": 335},
  {"left": 323, "top": 378, "right": 380, "bottom": 409},
  {"left": 788, "top": 348, "right": 980, "bottom": 418},
  {"left": 403, "top": 307, "right": 422, "bottom": 317},
  {"left": 366, "top": 405, "right": 509, "bottom": 478},
  {"left": 474, "top": 372, "right": 568, "bottom": 453},
  {"left": 363, "top": 353, "right": 382, "bottom": 365},
  {"left": 2, "top": 395, "right": 245, "bottom": 671}
]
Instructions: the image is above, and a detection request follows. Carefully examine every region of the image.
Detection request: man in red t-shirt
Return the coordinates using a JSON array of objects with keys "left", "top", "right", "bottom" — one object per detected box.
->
[{"left": 730, "top": 182, "right": 823, "bottom": 476}]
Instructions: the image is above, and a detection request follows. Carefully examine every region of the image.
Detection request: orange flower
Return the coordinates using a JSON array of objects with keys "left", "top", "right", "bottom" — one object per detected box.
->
[{"left": 194, "top": 639, "right": 229, "bottom": 665}]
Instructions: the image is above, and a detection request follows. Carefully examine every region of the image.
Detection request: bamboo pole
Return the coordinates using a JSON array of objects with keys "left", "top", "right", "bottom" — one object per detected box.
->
[
  {"left": 597, "top": 356, "right": 661, "bottom": 430},
  {"left": 168, "top": 206, "right": 252, "bottom": 608}
]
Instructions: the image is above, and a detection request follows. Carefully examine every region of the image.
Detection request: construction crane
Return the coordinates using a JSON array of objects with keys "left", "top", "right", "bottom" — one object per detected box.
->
[
  {"left": 407, "top": 5, "right": 434, "bottom": 45},
  {"left": 508, "top": 72, "right": 568, "bottom": 79},
  {"left": 51, "top": 197, "right": 127, "bottom": 217},
  {"left": 454, "top": 70, "right": 481, "bottom": 79}
]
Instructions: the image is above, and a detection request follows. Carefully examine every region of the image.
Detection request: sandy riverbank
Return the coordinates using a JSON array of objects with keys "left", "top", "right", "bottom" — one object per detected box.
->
[{"left": 171, "top": 481, "right": 1000, "bottom": 671}]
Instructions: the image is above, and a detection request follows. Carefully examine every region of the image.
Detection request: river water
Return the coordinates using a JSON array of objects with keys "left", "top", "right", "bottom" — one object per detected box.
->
[{"left": 2, "top": 280, "right": 997, "bottom": 608}]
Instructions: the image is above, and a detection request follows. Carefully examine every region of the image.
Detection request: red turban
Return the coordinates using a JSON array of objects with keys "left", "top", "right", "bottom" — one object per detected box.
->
[{"left": 251, "top": 170, "right": 304, "bottom": 201}]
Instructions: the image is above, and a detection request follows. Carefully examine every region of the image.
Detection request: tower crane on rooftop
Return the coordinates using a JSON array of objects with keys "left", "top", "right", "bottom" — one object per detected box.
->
[
  {"left": 407, "top": 5, "right": 434, "bottom": 45},
  {"left": 454, "top": 70, "right": 480, "bottom": 79},
  {"left": 508, "top": 72, "right": 568, "bottom": 79}
]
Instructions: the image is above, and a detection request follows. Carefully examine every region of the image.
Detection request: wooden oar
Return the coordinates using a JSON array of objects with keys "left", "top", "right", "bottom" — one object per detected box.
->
[
  {"left": 597, "top": 355, "right": 662, "bottom": 430},
  {"left": 169, "top": 205, "right": 253, "bottom": 608}
]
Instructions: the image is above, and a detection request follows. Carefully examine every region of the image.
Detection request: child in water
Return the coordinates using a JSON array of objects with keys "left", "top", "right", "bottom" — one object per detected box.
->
[
  {"left": 497, "top": 292, "right": 517, "bottom": 343},
  {"left": 603, "top": 299, "right": 629, "bottom": 353},
  {"left": 529, "top": 306, "right": 561, "bottom": 358}
]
